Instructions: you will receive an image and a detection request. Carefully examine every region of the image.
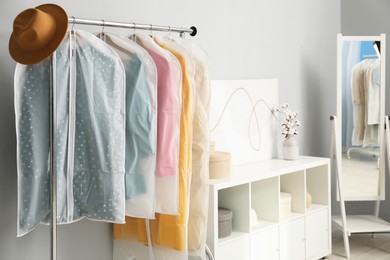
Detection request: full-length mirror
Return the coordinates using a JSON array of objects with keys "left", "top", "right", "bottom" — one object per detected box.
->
[{"left": 337, "top": 34, "right": 386, "bottom": 200}]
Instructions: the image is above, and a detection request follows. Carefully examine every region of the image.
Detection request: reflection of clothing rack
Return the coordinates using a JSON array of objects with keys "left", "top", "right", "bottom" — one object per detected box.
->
[
  {"left": 373, "top": 41, "right": 381, "bottom": 57},
  {"left": 362, "top": 54, "right": 378, "bottom": 58},
  {"left": 347, "top": 146, "right": 379, "bottom": 159},
  {"left": 346, "top": 146, "right": 380, "bottom": 169}
]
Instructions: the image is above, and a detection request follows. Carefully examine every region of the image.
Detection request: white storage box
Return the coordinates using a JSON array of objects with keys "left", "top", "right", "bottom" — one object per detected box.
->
[{"left": 279, "top": 192, "right": 292, "bottom": 218}]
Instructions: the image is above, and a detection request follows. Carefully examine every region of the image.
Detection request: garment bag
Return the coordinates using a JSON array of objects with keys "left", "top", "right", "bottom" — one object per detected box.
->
[
  {"left": 113, "top": 34, "right": 182, "bottom": 260},
  {"left": 351, "top": 59, "right": 365, "bottom": 146},
  {"left": 134, "top": 34, "right": 182, "bottom": 214},
  {"left": 344, "top": 41, "right": 361, "bottom": 149},
  {"left": 15, "top": 53, "right": 59, "bottom": 237},
  {"left": 114, "top": 34, "right": 194, "bottom": 260},
  {"left": 351, "top": 59, "right": 381, "bottom": 147},
  {"left": 15, "top": 30, "right": 126, "bottom": 236},
  {"left": 362, "top": 59, "right": 380, "bottom": 146},
  {"left": 152, "top": 35, "right": 195, "bottom": 254},
  {"left": 97, "top": 32, "right": 157, "bottom": 219},
  {"left": 173, "top": 36, "right": 211, "bottom": 258}
]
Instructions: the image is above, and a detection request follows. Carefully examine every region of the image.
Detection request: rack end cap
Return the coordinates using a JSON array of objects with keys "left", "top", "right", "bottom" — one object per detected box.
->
[{"left": 190, "top": 26, "right": 197, "bottom": 36}]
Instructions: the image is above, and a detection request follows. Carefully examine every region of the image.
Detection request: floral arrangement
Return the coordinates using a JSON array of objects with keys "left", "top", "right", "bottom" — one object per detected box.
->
[{"left": 276, "top": 103, "right": 300, "bottom": 139}]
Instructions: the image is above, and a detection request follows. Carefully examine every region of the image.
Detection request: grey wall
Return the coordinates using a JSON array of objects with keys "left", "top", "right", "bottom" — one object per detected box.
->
[
  {"left": 0, "top": 0, "right": 340, "bottom": 259},
  {"left": 340, "top": 0, "right": 390, "bottom": 220}
]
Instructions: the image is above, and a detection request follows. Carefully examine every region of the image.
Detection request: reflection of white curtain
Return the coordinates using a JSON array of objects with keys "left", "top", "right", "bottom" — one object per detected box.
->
[{"left": 342, "top": 41, "right": 360, "bottom": 150}]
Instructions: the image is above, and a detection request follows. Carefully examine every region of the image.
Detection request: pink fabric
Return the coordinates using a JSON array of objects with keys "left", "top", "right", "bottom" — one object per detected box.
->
[{"left": 137, "top": 40, "right": 181, "bottom": 177}]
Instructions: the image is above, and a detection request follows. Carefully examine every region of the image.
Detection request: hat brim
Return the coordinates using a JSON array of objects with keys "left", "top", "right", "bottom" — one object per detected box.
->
[{"left": 9, "top": 4, "right": 68, "bottom": 65}]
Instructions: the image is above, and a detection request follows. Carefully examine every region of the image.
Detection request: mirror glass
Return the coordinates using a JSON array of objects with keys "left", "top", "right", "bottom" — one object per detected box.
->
[{"left": 338, "top": 35, "right": 385, "bottom": 200}]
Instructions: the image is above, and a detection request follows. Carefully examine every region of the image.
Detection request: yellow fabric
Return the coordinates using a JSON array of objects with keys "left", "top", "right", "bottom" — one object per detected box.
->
[
  {"left": 153, "top": 39, "right": 193, "bottom": 251},
  {"left": 113, "top": 40, "right": 193, "bottom": 252},
  {"left": 113, "top": 217, "right": 146, "bottom": 241}
]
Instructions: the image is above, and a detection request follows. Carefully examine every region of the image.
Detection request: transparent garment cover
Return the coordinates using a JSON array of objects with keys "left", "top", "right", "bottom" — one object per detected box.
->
[
  {"left": 97, "top": 32, "right": 157, "bottom": 219},
  {"left": 361, "top": 60, "right": 380, "bottom": 146},
  {"left": 134, "top": 34, "right": 182, "bottom": 215},
  {"left": 345, "top": 42, "right": 361, "bottom": 148},
  {"left": 173, "top": 36, "right": 211, "bottom": 258},
  {"left": 15, "top": 29, "right": 126, "bottom": 237},
  {"left": 153, "top": 35, "right": 195, "bottom": 253},
  {"left": 114, "top": 34, "right": 194, "bottom": 260}
]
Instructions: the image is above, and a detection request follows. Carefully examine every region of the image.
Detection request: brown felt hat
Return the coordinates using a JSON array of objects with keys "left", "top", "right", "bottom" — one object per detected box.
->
[{"left": 9, "top": 4, "right": 68, "bottom": 65}]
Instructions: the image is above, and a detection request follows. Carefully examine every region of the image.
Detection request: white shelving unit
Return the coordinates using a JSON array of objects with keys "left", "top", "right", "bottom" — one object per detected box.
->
[{"left": 206, "top": 156, "right": 331, "bottom": 260}]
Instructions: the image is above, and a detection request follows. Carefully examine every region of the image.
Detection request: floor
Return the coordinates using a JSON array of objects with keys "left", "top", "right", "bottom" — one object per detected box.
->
[{"left": 327, "top": 231, "right": 390, "bottom": 259}]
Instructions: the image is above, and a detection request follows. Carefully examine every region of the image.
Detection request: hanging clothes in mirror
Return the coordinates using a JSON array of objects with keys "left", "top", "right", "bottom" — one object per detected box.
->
[{"left": 350, "top": 58, "right": 380, "bottom": 147}]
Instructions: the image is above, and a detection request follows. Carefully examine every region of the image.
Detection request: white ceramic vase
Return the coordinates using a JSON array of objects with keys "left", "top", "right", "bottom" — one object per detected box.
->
[{"left": 283, "top": 135, "right": 299, "bottom": 160}]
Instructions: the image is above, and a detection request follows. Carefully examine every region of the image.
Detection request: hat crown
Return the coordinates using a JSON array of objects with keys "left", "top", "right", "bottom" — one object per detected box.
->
[{"left": 13, "top": 8, "right": 56, "bottom": 52}]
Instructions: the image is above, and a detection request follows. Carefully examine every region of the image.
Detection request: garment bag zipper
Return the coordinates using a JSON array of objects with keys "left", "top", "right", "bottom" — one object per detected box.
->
[{"left": 66, "top": 30, "right": 76, "bottom": 221}]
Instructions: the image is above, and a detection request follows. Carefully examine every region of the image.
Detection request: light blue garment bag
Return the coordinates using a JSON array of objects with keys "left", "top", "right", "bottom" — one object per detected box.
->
[
  {"left": 99, "top": 32, "right": 158, "bottom": 218},
  {"left": 15, "top": 30, "right": 126, "bottom": 236}
]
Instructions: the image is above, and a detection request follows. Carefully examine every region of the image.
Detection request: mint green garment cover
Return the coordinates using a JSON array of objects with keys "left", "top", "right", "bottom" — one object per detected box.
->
[
  {"left": 14, "top": 30, "right": 126, "bottom": 237},
  {"left": 98, "top": 33, "right": 157, "bottom": 218}
]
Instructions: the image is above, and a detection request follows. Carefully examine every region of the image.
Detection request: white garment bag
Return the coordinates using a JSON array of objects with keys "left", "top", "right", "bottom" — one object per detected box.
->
[
  {"left": 98, "top": 32, "right": 158, "bottom": 219},
  {"left": 172, "top": 36, "right": 211, "bottom": 259},
  {"left": 134, "top": 34, "right": 182, "bottom": 215}
]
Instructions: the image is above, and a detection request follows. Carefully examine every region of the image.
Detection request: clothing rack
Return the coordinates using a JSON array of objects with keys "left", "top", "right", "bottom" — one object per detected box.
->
[
  {"left": 48, "top": 17, "right": 197, "bottom": 260},
  {"left": 68, "top": 16, "right": 197, "bottom": 36}
]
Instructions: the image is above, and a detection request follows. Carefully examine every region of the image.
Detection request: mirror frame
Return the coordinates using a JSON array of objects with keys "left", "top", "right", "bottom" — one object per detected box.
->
[{"left": 336, "top": 33, "right": 386, "bottom": 201}]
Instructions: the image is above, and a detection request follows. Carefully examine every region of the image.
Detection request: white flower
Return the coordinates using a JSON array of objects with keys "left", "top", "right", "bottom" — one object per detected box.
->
[
  {"left": 281, "top": 103, "right": 289, "bottom": 109},
  {"left": 276, "top": 103, "right": 300, "bottom": 139}
]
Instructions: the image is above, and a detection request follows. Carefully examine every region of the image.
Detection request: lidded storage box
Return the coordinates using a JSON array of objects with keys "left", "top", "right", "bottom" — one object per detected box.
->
[
  {"left": 279, "top": 192, "right": 292, "bottom": 219},
  {"left": 209, "top": 151, "right": 231, "bottom": 179},
  {"left": 218, "top": 208, "right": 233, "bottom": 238}
]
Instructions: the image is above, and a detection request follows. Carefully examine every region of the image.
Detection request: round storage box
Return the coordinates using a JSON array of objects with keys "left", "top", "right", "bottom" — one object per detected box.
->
[
  {"left": 280, "top": 192, "right": 292, "bottom": 219},
  {"left": 209, "top": 151, "right": 231, "bottom": 179},
  {"left": 218, "top": 208, "right": 233, "bottom": 238}
]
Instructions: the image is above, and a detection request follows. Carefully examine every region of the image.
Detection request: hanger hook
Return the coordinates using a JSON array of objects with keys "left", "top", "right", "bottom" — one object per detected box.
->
[
  {"left": 168, "top": 26, "right": 172, "bottom": 37},
  {"left": 130, "top": 22, "right": 137, "bottom": 41},
  {"left": 71, "top": 16, "right": 76, "bottom": 31},
  {"left": 149, "top": 24, "right": 153, "bottom": 36},
  {"left": 101, "top": 19, "right": 105, "bottom": 34}
]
